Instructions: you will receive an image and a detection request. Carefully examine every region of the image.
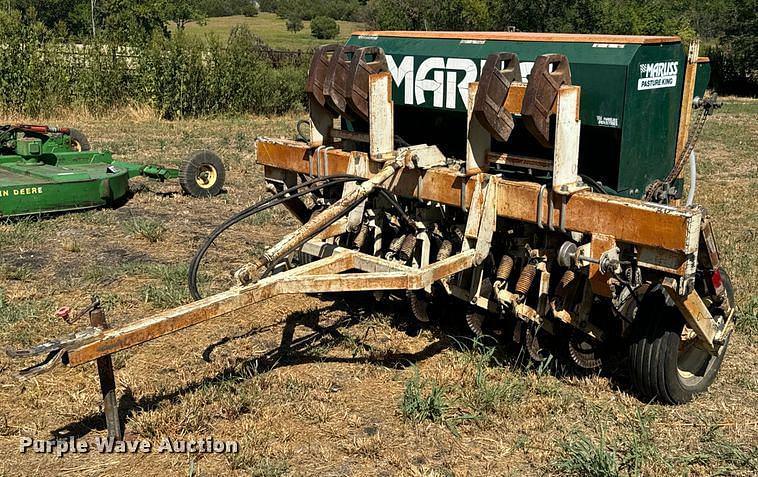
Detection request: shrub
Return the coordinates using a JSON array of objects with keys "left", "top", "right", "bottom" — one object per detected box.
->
[
  {"left": 258, "top": 0, "right": 279, "bottom": 13},
  {"left": 0, "top": 19, "right": 307, "bottom": 118},
  {"left": 241, "top": 4, "right": 259, "bottom": 17},
  {"left": 286, "top": 16, "right": 304, "bottom": 33},
  {"left": 310, "top": 16, "right": 339, "bottom": 40}
]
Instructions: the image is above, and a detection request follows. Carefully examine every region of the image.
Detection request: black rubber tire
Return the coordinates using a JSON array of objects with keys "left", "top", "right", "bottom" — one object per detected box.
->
[
  {"left": 720, "top": 269, "right": 736, "bottom": 315},
  {"left": 628, "top": 291, "right": 730, "bottom": 404},
  {"left": 68, "top": 128, "right": 91, "bottom": 151},
  {"left": 179, "top": 150, "right": 225, "bottom": 197}
]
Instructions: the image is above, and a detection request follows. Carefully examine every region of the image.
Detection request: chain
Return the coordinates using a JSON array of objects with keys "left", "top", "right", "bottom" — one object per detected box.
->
[{"left": 644, "top": 102, "right": 715, "bottom": 202}]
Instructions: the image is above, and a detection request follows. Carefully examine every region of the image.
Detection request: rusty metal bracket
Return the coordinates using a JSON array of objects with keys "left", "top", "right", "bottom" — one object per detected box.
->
[
  {"left": 522, "top": 54, "right": 572, "bottom": 148},
  {"left": 473, "top": 52, "right": 522, "bottom": 143},
  {"left": 346, "top": 47, "right": 389, "bottom": 122},
  {"left": 6, "top": 327, "right": 102, "bottom": 359},
  {"left": 661, "top": 277, "right": 723, "bottom": 354},
  {"left": 323, "top": 45, "right": 357, "bottom": 119},
  {"left": 698, "top": 216, "right": 721, "bottom": 270},
  {"left": 306, "top": 44, "right": 342, "bottom": 114}
]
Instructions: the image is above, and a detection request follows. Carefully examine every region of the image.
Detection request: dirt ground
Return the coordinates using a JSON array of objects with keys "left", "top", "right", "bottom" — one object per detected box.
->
[{"left": 0, "top": 102, "right": 756, "bottom": 476}]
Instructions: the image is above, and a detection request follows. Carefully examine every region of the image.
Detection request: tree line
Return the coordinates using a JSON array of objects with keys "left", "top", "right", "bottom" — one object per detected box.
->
[
  {"left": 10, "top": 0, "right": 751, "bottom": 94},
  {"left": 360, "top": 0, "right": 755, "bottom": 94}
]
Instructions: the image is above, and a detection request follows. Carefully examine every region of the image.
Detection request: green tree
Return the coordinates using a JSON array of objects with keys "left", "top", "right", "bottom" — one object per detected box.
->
[
  {"left": 241, "top": 4, "right": 259, "bottom": 17},
  {"left": 97, "top": 0, "right": 169, "bottom": 44},
  {"left": 201, "top": 0, "right": 259, "bottom": 17},
  {"left": 258, "top": 0, "right": 279, "bottom": 12},
  {"left": 276, "top": 0, "right": 360, "bottom": 21},
  {"left": 310, "top": 15, "right": 339, "bottom": 39},
  {"left": 365, "top": 0, "right": 434, "bottom": 30},
  {"left": 167, "top": 0, "right": 206, "bottom": 30},
  {"left": 286, "top": 15, "right": 303, "bottom": 33}
]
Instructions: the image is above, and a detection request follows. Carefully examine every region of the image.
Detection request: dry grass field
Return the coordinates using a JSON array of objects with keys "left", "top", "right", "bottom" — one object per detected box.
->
[{"left": 0, "top": 100, "right": 756, "bottom": 476}]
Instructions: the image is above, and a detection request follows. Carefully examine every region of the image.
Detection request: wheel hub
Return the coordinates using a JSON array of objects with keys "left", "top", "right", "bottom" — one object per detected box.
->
[{"left": 195, "top": 164, "right": 218, "bottom": 189}]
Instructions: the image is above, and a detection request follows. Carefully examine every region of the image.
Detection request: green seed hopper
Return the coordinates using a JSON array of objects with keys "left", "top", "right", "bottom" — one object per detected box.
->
[
  {"left": 346, "top": 31, "right": 712, "bottom": 199},
  {"left": 0, "top": 124, "right": 225, "bottom": 217}
]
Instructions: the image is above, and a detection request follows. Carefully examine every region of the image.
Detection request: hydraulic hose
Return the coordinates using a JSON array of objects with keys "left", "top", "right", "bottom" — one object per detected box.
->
[
  {"left": 240, "top": 161, "right": 402, "bottom": 284},
  {"left": 579, "top": 174, "right": 608, "bottom": 194},
  {"left": 188, "top": 171, "right": 415, "bottom": 300},
  {"left": 188, "top": 174, "right": 362, "bottom": 300}
]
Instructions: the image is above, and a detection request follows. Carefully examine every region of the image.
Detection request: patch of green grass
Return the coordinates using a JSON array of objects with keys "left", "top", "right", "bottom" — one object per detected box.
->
[
  {"left": 457, "top": 339, "right": 526, "bottom": 417},
  {"left": 716, "top": 101, "right": 758, "bottom": 115},
  {"left": 141, "top": 263, "right": 193, "bottom": 308},
  {"left": 401, "top": 367, "right": 448, "bottom": 424},
  {"left": 178, "top": 13, "right": 364, "bottom": 50},
  {"left": 0, "top": 289, "right": 37, "bottom": 326},
  {"left": 555, "top": 410, "right": 660, "bottom": 477},
  {"left": 124, "top": 217, "right": 166, "bottom": 242},
  {"left": 676, "top": 424, "right": 758, "bottom": 473},
  {"left": 75, "top": 209, "right": 118, "bottom": 225},
  {"left": 0, "top": 263, "right": 32, "bottom": 281},
  {"left": 736, "top": 374, "right": 758, "bottom": 393},
  {"left": 79, "top": 260, "right": 155, "bottom": 286},
  {"left": 737, "top": 294, "right": 758, "bottom": 335},
  {"left": 249, "top": 208, "right": 276, "bottom": 226},
  {"left": 0, "top": 289, "right": 54, "bottom": 345},
  {"left": 618, "top": 409, "right": 658, "bottom": 475},
  {"left": 0, "top": 218, "right": 48, "bottom": 246},
  {"left": 467, "top": 365, "right": 525, "bottom": 416},
  {"left": 556, "top": 430, "right": 620, "bottom": 477}
]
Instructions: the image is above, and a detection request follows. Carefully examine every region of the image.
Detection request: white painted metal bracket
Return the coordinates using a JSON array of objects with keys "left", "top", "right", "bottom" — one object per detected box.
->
[
  {"left": 368, "top": 71, "right": 394, "bottom": 159},
  {"left": 553, "top": 85, "right": 585, "bottom": 194}
]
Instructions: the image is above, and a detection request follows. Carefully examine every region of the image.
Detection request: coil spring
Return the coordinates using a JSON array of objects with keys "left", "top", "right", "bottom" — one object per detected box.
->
[
  {"left": 497, "top": 255, "right": 514, "bottom": 281},
  {"left": 559, "top": 269, "right": 576, "bottom": 289},
  {"left": 398, "top": 234, "right": 417, "bottom": 261},
  {"left": 353, "top": 223, "right": 369, "bottom": 249},
  {"left": 436, "top": 239, "right": 453, "bottom": 262},
  {"left": 554, "top": 269, "right": 576, "bottom": 299},
  {"left": 388, "top": 234, "right": 406, "bottom": 253},
  {"left": 515, "top": 263, "right": 537, "bottom": 295}
]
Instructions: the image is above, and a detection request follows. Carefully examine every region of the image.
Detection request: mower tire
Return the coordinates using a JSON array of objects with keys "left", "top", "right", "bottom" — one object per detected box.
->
[
  {"left": 180, "top": 150, "right": 226, "bottom": 197},
  {"left": 69, "top": 128, "right": 91, "bottom": 151}
]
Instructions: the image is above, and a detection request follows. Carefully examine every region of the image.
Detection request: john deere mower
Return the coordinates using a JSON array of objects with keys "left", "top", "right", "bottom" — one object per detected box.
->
[{"left": 0, "top": 124, "right": 225, "bottom": 217}]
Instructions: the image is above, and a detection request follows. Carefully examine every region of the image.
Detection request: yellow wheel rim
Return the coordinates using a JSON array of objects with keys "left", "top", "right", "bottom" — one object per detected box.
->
[{"left": 195, "top": 164, "right": 218, "bottom": 189}]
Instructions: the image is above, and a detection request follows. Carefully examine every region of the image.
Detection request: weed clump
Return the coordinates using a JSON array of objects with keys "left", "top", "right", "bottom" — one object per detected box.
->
[{"left": 124, "top": 217, "right": 165, "bottom": 243}]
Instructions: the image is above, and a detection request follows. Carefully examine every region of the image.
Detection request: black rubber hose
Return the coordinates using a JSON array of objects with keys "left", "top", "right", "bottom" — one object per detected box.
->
[
  {"left": 375, "top": 189, "right": 417, "bottom": 231},
  {"left": 188, "top": 175, "right": 362, "bottom": 300},
  {"left": 189, "top": 176, "right": 418, "bottom": 300},
  {"left": 295, "top": 120, "right": 310, "bottom": 142},
  {"left": 579, "top": 174, "right": 608, "bottom": 194}
]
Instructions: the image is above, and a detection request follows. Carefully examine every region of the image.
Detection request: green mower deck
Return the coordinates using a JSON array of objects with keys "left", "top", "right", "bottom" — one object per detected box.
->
[{"left": 0, "top": 125, "right": 225, "bottom": 217}]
